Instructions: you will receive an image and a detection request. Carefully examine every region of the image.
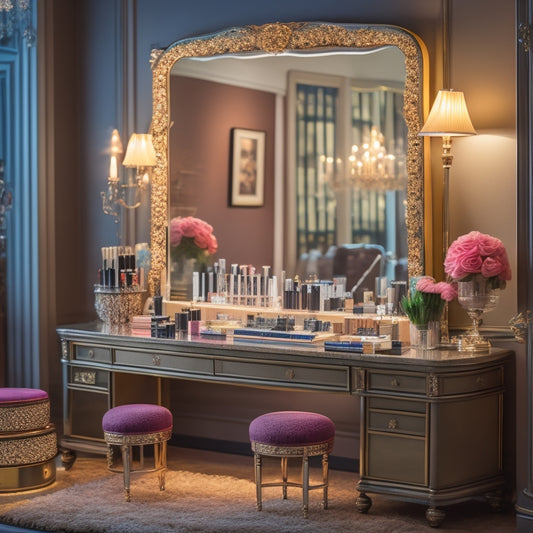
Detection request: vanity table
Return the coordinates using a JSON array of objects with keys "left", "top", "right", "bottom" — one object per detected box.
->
[{"left": 57, "top": 321, "right": 511, "bottom": 527}]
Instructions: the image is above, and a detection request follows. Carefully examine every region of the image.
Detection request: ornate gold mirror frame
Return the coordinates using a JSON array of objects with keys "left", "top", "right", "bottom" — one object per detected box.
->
[{"left": 149, "top": 22, "right": 430, "bottom": 295}]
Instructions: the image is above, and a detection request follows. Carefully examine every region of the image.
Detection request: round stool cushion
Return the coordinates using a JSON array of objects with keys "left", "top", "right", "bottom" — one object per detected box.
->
[
  {"left": 102, "top": 404, "right": 173, "bottom": 435},
  {"left": 0, "top": 388, "right": 48, "bottom": 404},
  {"left": 249, "top": 411, "right": 335, "bottom": 447}
]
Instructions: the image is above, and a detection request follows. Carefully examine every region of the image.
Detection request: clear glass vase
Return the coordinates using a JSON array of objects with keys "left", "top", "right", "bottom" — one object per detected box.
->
[
  {"left": 170, "top": 256, "right": 198, "bottom": 301},
  {"left": 409, "top": 321, "right": 439, "bottom": 351},
  {"left": 457, "top": 274, "right": 500, "bottom": 352}
]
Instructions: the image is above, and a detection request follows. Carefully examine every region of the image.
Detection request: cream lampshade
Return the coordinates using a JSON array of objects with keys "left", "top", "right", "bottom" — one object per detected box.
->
[
  {"left": 122, "top": 134, "right": 157, "bottom": 168},
  {"left": 419, "top": 90, "right": 476, "bottom": 137}
]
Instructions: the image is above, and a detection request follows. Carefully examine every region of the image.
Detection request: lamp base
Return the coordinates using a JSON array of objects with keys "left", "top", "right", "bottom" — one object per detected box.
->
[{"left": 457, "top": 334, "right": 491, "bottom": 353}]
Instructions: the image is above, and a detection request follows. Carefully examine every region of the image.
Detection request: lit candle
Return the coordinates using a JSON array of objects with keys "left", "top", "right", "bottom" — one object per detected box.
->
[{"left": 110, "top": 155, "right": 118, "bottom": 178}]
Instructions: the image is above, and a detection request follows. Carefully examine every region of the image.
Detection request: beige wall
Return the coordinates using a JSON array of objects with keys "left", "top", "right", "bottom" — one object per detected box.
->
[{"left": 446, "top": 1, "right": 517, "bottom": 329}]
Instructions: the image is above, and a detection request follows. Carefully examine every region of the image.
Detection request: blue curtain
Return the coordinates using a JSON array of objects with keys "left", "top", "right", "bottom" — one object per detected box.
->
[{"left": 0, "top": 1, "right": 38, "bottom": 386}]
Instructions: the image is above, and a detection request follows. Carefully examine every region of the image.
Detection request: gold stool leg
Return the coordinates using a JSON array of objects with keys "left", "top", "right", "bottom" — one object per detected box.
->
[
  {"left": 281, "top": 456, "right": 288, "bottom": 500},
  {"left": 139, "top": 444, "right": 144, "bottom": 470},
  {"left": 322, "top": 453, "right": 329, "bottom": 510},
  {"left": 302, "top": 455, "right": 309, "bottom": 518},
  {"left": 106, "top": 444, "right": 114, "bottom": 469},
  {"left": 254, "top": 452, "right": 262, "bottom": 511},
  {"left": 157, "top": 441, "right": 167, "bottom": 491},
  {"left": 121, "top": 445, "right": 131, "bottom": 502}
]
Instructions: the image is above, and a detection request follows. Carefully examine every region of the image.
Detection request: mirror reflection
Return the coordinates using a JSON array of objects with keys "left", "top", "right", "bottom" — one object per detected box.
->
[{"left": 169, "top": 48, "right": 408, "bottom": 299}]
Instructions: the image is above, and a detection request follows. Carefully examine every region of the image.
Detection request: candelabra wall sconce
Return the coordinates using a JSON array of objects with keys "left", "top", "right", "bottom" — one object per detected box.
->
[{"left": 101, "top": 130, "right": 157, "bottom": 223}]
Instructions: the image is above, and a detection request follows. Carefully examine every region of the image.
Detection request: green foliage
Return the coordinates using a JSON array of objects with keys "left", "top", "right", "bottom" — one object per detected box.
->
[
  {"left": 170, "top": 237, "right": 210, "bottom": 266},
  {"left": 401, "top": 290, "right": 445, "bottom": 327}
]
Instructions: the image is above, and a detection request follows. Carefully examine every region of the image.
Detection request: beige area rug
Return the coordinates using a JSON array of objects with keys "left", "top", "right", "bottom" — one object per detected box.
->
[{"left": 0, "top": 447, "right": 516, "bottom": 532}]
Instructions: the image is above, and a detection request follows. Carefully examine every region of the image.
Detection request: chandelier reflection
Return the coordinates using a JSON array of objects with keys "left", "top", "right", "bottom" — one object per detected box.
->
[
  {"left": 101, "top": 129, "right": 156, "bottom": 223},
  {"left": 320, "top": 127, "right": 407, "bottom": 192}
]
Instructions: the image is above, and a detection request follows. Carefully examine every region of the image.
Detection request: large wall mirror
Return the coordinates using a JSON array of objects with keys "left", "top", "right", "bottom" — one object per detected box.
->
[{"left": 150, "top": 22, "right": 429, "bottom": 298}]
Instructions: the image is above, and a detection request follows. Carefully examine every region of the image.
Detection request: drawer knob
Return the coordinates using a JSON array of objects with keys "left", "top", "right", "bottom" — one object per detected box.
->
[
  {"left": 74, "top": 371, "right": 96, "bottom": 385},
  {"left": 153, "top": 355, "right": 161, "bottom": 366},
  {"left": 476, "top": 376, "right": 486, "bottom": 386},
  {"left": 88, "top": 349, "right": 95, "bottom": 359},
  {"left": 391, "top": 377, "right": 400, "bottom": 387},
  {"left": 388, "top": 418, "right": 399, "bottom": 430},
  {"left": 286, "top": 369, "right": 296, "bottom": 380}
]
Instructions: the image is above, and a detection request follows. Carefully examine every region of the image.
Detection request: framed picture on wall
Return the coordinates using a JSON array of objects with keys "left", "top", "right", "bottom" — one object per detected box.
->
[{"left": 229, "top": 128, "right": 265, "bottom": 207}]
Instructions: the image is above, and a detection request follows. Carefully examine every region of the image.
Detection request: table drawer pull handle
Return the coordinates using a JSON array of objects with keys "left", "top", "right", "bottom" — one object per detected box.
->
[
  {"left": 88, "top": 349, "right": 94, "bottom": 359},
  {"left": 476, "top": 376, "right": 486, "bottom": 386},
  {"left": 388, "top": 418, "right": 399, "bottom": 430},
  {"left": 391, "top": 377, "right": 400, "bottom": 387},
  {"left": 286, "top": 369, "right": 296, "bottom": 380},
  {"left": 73, "top": 371, "right": 96, "bottom": 385},
  {"left": 153, "top": 355, "right": 161, "bottom": 366}
]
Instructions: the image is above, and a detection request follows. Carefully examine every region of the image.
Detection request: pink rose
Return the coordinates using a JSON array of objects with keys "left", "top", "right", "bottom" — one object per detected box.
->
[
  {"left": 169, "top": 219, "right": 184, "bottom": 247},
  {"left": 169, "top": 216, "right": 218, "bottom": 256},
  {"left": 481, "top": 252, "right": 512, "bottom": 281},
  {"left": 416, "top": 277, "right": 439, "bottom": 293},
  {"left": 415, "top": 277, "right": 457, "bottom": 302},
  {"left": 435, "top": 281, "right": 457, "bottom": 302},
  {"left": 445, "top": 230, "right": 511, "bottom": 284},
  {"left": 477, "top": 232, "right": 504, "bottom": 256},
  {"left": 444, "top": 245, "right": 483, "bottom": 279},
  {"left": 481, "top": 256, "right": 504, "bottom": 278}
]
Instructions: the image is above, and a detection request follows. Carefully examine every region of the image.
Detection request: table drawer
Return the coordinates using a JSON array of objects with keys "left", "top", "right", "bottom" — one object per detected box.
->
[
  {"left": 68, "top": 366, "right": 109, "bottom": 389},
  {"left": 367, "top": 432, "right": 426, "bottom": 485},
  {"left": 214, "top": 359, "right": 349, "bottom": 390},
  {"left": 368, "top": 396, "right": 426, "bottom": 414},
  {"left": 74, "top": 344, "right": 112, "bottom": 363},
  {"left": 437, "top": 367, "right": 503, "bottom": 396},
  {"left": 367, "top": 370, "right": 426, "bottom": 394},
  {"left": 115, "top": 349, "right": 214, "bottom": 375},
  {"left": 368, "top": 409, "right": 426, "bottom": 436}
]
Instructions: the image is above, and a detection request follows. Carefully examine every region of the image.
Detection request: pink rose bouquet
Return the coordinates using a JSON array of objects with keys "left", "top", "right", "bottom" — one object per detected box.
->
[
  {"left": 401, "top": 276, "right": 457, "bottom": 326},
  {"left": 444, "top": 231, "right": 511, "bottom": 289},
  {"left": 169, "top": 216, "right": 218, "bottom": 265}
]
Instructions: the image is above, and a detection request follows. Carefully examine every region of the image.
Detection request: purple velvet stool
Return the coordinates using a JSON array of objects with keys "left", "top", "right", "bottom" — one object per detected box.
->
[
  {"left": 249, "top": 411, "right": 335, "bottom": 517},
  {"left": 102, "top": 404, "right": 173, "bottom": 501}
]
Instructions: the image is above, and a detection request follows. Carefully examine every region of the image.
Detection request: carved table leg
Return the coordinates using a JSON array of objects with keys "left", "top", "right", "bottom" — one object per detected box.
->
[
  {"left": 60, "top": 448, "right": 76, "bottom": 470},
  {"left": 426, "top": 506, "right": 446, "bottom": 528},
  {"left": 356, "top": 492, "right": 372, "bottom": 513}
]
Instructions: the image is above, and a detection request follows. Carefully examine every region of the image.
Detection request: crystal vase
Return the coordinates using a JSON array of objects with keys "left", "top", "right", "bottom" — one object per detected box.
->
[
  {"left": 170, "top": 256, "right": 196, "bottom": 301},
  {"left": 409, "top": 321, "right": 439, "bottom": 351},
  {"left": 457, "top": 274, "right": 500, "bottom": 352}
]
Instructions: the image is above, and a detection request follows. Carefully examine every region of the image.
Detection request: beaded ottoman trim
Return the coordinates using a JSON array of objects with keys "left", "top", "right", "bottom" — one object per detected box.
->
[
  {"left": 103, "top": 428, "right": 172, "bottom": 446},
  {"left": 0, "top": 425, "right": 57, "bottom": 466},
  {"left": 0, "top": 399, "right": 50, "bottom": 433},
  {"left": 251, "top": 439, "right": 334, "bottom": 457}
]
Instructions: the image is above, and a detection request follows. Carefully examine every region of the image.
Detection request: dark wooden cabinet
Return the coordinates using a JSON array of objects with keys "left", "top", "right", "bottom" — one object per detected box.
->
[
  {"left": 355, "top": 363, "right": 507, "bottom": 527},
  {"left": 58, "top": 322, "right": 512, "bottom": 526}
]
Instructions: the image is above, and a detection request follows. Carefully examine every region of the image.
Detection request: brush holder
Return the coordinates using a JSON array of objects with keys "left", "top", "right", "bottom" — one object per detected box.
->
[{"left": 94, "top": 286, "right": 144, "bottom": 325}]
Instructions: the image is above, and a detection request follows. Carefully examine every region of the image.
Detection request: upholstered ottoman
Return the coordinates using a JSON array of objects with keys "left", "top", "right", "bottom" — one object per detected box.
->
[
  {"left": 249, "top": 411, "right": 335, "bottom": 517},
  {"left": 102, "top": 403, "right": 173, "bottom": 502},
  {"left": 0, "top": 388, "right": 57, "bottom": 492}
]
